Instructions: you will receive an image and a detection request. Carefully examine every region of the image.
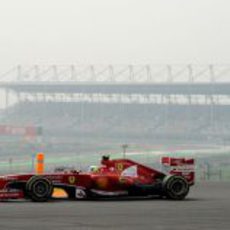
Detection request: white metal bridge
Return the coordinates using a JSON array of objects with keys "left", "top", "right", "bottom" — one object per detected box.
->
[
  {"left": 1, "top": 64, "right": 230, "bottom": 106},
  {"left": 1, "top": 64, "right": 230, "bottom": 83}
]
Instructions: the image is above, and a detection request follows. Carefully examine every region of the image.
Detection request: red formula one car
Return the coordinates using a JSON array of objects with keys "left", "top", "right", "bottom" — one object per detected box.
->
[{"left": 0, "top": 156, "right": 195, "bottom": 202}]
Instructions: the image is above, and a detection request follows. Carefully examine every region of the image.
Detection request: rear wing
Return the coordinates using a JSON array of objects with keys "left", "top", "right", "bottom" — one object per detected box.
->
[{"left": 161, "top": 157, "right": 195, "bottom": 185}]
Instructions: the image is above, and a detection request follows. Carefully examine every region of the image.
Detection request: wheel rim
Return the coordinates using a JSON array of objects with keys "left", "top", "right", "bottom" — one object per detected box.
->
[
  {"left": 32, "top": 180, "right": 49, "bottom": 197},
  {"left": 171, "top": 180, "right": 186, "bottom": 195}
]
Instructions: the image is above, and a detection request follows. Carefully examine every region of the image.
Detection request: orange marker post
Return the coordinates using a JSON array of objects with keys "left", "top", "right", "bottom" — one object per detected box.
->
[{"left": 36, "top": 152, "right": 44, "bottom": 174}]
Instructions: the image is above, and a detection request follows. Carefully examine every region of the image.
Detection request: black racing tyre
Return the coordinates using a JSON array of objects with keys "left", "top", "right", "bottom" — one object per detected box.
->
[
  {"left": 162, "top": 175, "right": 189, "bottom": 200},
  {"left": 26, "top": 176, "right": 53, "bottom": 202}
]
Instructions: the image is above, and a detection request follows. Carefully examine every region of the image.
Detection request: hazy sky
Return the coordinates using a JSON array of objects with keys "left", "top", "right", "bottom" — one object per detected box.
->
[{"left": 0, "top": 0, "right": 230, "bottom": 74}]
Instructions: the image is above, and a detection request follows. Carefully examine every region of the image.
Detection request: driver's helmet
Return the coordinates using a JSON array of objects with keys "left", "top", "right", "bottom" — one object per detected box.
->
[{"left": 88, "top": 165, "right": 100, "bottom": 173}]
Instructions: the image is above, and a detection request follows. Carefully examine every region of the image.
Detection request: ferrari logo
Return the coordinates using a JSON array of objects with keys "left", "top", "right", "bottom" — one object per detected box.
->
[
  {"left": 116, "top": 163, "right": 124, "bottom": 171},
  {"left": 68, "top": 176, "right": 76, "bottom": 184}
]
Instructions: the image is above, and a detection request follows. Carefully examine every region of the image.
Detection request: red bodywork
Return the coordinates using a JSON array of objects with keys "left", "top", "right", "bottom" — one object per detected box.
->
[{"left": 0, "top": 157, "right": 195, "bottom": 201}]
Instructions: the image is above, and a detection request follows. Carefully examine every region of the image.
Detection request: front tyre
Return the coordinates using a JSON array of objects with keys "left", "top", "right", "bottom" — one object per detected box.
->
[
  {"left": 162, "top": 175, "right": 189, "bottom": 200},
  {"left": 26, "top": 176, "right": 53, "bottom": 202}
]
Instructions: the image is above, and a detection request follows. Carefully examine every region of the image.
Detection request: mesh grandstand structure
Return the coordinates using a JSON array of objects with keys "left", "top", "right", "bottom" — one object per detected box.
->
[{"left": 0, "top": 64, "right": 230, "bottom": 157}]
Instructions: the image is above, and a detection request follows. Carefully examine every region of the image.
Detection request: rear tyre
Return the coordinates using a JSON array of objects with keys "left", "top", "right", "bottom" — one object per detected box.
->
[
  {"left": 26, "top": 176, "right": 53, "bottom": 202},
  {"left": 162, "top": 175, "right": 189, "bottom": 200}
]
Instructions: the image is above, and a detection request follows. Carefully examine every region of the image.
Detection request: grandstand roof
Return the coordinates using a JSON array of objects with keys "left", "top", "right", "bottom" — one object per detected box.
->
[
  {"left": 1, "top": 65, "right": 230, "bottom": 95},
  {"left": 1, "top": 82, "right": 230, "bottom": 95}
]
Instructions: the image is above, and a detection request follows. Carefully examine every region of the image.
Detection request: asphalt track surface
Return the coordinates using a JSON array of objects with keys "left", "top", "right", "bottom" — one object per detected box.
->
[{"left": 0, "top": 182, "right": 230, "bottom": 230}]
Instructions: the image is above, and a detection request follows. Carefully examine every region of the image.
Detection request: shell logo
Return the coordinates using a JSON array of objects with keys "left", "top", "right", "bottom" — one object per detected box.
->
[
  {"left": 96, "top": 177, "right": 108, "bottom": 189},
  {"left": 68, "top": 176, "right": 76, "bottom": 184},
  {"left": 119, "top": 177, "right": 127, "bottom": 184}
]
